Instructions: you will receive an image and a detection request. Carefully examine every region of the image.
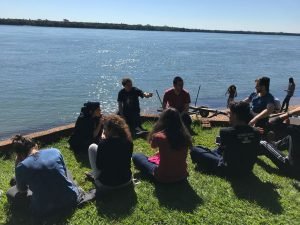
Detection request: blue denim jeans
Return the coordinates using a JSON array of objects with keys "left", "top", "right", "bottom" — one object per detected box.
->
[
  {"left": 132, "top": 153, "right": 157, "bottom": 178},
  {"left": 190, "top": 146, "right": 223, "bottom": 171}
]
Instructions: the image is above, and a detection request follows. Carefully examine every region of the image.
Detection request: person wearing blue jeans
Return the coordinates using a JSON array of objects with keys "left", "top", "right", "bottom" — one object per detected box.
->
[
  {"left": 191, "top": 101, "right": 261, "bottom": 176},
  {"left": 190, "top": 146, "right": 224, "bottom": 172},
  {"left": 6, "top": 135, "right": 82, "bottom": 218},
  {"left": 132, "top": 153, "right": 157, "bottom": 178},
  {"left": 133, "top": 108, "right": 191, "bottom": 183}
]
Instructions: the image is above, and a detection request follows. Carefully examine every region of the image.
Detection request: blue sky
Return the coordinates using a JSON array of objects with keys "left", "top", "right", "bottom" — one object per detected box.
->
[{"left": 1, "top": 0, "right": 299, "bottom": 33}]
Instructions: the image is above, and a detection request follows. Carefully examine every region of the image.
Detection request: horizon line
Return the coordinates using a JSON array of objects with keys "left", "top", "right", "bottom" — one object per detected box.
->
[{"left": 1, "top": 18, "right": 300, "bottom": 36}]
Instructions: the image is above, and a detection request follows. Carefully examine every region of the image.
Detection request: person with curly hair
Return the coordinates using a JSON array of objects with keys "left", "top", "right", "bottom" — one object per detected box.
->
[{"left": 87, "top": 114, "right": 133, "bottom": 190}]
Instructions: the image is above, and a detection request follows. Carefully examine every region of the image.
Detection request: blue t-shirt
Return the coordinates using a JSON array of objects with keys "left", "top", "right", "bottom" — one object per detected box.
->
[
  {"left": 249, "top": 92, "right": 275, "bottom": 114},
  {"left": 16, "top": 148, "right": 79, "bottom": 215}
]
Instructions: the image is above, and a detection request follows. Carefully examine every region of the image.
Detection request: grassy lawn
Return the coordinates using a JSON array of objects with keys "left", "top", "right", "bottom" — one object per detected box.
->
[{"left": 0, "top": 122, "right": 300, "bottom": 224}]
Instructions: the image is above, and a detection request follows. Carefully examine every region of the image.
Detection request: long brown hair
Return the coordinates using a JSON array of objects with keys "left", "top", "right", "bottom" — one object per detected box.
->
[
  {"left": 148, "top": 108, "right": 192, "bottom": 150},
  {"left": 103, "top": 114, "right": 132, "bottom": 142}
]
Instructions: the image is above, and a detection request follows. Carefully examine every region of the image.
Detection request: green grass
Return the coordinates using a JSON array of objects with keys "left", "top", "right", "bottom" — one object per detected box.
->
[{"left": 1, "top": 122, "right": 300, "bottom": 225}]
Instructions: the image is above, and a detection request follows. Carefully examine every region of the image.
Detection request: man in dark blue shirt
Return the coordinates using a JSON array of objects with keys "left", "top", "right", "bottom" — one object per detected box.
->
[
  {"left": 7, "top": 135, "right": 81, "bottom": 217},
  {"left": 244, "top": 76, "right": 275, "bottom": 128}
]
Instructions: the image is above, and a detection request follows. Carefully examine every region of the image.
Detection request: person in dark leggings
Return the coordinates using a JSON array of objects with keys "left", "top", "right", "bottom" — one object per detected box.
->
[
  {"left": 6, "top": 135, "right": 83, "bottom": 218},
  {"left": 190, "top": 102, "right": 261, "bottom": 176},
  {"left": 118, "top": 78, "right": 153, "bottom": 137},
  {"left": 280, "top": 77, "right": 295, "bottom": 112},
  {"left": 133, "top": 108, "right": 192, "bottom": 183},
  {"left": 261, "top": 106, "right": 300, "bottom": 176}
]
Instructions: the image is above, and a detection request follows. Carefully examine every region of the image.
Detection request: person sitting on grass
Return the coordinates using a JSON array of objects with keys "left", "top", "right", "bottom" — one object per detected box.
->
[
  {"left": 243, "top": 76, "right": 275, "bottom": 128},
  {"left": 118, "top": 78, "right": 153, "bottom": 137},
  {"left": 87, "top": 114, "right": 133, "bottom": 191},
  {"left": 190, "top": 101, "right": 261, "bottom": 176},
  {"left": 69, "top": 102, "right": 103, "bottom": 154},
  {"left": 6, "top": 135, "right": 82, "bottom": 218},
  {"left": 132, "top": 108, "right": 192, "bottom": 183},
  {"left": 162, "top": 76, "right": 193, "bottom": 134},
  {"left": 260, "top": 106, "right": 300, "bottom": 177}
]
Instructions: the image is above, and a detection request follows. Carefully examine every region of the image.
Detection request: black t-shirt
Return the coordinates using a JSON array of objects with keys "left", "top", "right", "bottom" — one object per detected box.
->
[
  {"left": 68, "top": 115, "right": 101, "bottom": 153},
  {"left": 118, "top": 87, "right": 144, "bottom": 114},
  {"left": 96, "top": 137, "right": 133, "bottom": 186},
  {"left": 220, "top": 125, "right": 261, "bottom": 174}
]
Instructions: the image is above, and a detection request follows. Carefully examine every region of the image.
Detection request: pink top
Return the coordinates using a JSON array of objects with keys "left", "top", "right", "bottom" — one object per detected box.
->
[
  {"left": 163, "top": 88, "right": 191, "bottom": 113},
  {"left": 150, "top": 131, "right": 188, "bottom": 183}
]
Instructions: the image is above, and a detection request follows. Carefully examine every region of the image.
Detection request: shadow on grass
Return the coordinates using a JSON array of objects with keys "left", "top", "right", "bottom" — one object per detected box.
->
[
  {"left": 194, "top": 165, "right": 283, "bottom": 214},
  {"left": 154, "top": 180, "right": 203, "bottom": 212},
  {"left": 256, "top": 158, "right": 300, "bottom": 181},
  {"left": 228, "top": 174, "right": 283, "bottom": 214},
  {"left": 73, "top": 152, "right": 90, "bottom": 168},
  {"left": 4, "top": 202, "right": 76, "bottom": 225},
  {"left": 135, "top": 172, "right": 202, "bottom": 212},
  {"left": 96, "top": 184, "right": 137, "bottom": 219}
]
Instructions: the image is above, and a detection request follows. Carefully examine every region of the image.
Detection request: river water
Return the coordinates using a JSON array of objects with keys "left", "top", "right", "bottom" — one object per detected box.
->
[{"left": 0, "top": 25, "right": 299, "bottom": 140}]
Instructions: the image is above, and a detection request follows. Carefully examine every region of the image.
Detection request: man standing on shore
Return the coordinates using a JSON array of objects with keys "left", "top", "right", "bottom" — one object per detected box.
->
[
  {"left": 162, "top": 76, "right": 192, "bottom": 133},
  {"left": 244, "top": 76, "right": 275, "bottom": 128},
  {"left": 118, "top": 78, "right": 153, "bottom": 136}
]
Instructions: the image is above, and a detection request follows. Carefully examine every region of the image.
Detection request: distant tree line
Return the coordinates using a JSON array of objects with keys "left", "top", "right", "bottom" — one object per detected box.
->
[{"left": 0, "top": 18, "right": 299, "bottom": 36}]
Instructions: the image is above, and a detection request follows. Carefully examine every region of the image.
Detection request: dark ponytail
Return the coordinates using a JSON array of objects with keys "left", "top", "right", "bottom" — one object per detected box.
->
[{"left": 11, "top": 135, "right": 36, "bottom": 156}]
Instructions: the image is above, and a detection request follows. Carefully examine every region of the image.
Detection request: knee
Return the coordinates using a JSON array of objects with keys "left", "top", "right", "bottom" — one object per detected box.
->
[
  {"left": 88, "top": 144, "right": 98, "bottom": 153},
  {"left": 132, "top": 153, "right": 146, "bottom": 165}
]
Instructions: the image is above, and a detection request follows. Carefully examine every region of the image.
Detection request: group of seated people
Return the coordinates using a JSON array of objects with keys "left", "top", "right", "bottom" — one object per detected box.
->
[{"left": 6, "top": 75, "right": 300, "bottom": 219}]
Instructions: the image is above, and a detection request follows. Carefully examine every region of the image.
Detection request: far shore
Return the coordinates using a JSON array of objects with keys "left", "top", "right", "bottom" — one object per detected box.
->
[{"left": 1, "top": 18, "right": 300, "bottom": 36}]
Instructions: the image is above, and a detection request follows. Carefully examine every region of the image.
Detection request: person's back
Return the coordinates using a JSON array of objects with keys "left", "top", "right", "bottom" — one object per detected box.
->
[
  {"left": 69, "top": 115, "right": 97, "bottom": 151},
  {"left": 16, "top": 148, "right": 79, "bottom": 215},
  {"left": 132, "top": 108, "right": 191, "bottom": 183},
  {"left": 69, "top": 102, "right": 102, "bottom": 153},
  {"left": 151, "top": 131, "right": 188, "bottom": 182},
  {"left": 96, "top": 137, "right": 133, "bottom": 186},
  {"left": 220, "top": 126, "right": 260, "bottom": 174}
]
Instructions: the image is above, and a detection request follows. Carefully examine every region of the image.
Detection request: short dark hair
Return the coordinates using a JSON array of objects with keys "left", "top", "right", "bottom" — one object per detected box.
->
[
  {"left": 12, "top": 135, "right": 36, "bottom": 156},
  {"left": 229, "top": 101, "right": 252, "bottom": 123},
  {"left": 122, "top": 78, "right": 132, "bottom": 87},
  {"left": 173, "top": 76, "right": 183, "bottom": 85},
  {"left": 289, "top": 77, "right": 294, "bottom": 83},
  {"left": 256, "top": 77, "right": 270, "bottom": 92}
]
